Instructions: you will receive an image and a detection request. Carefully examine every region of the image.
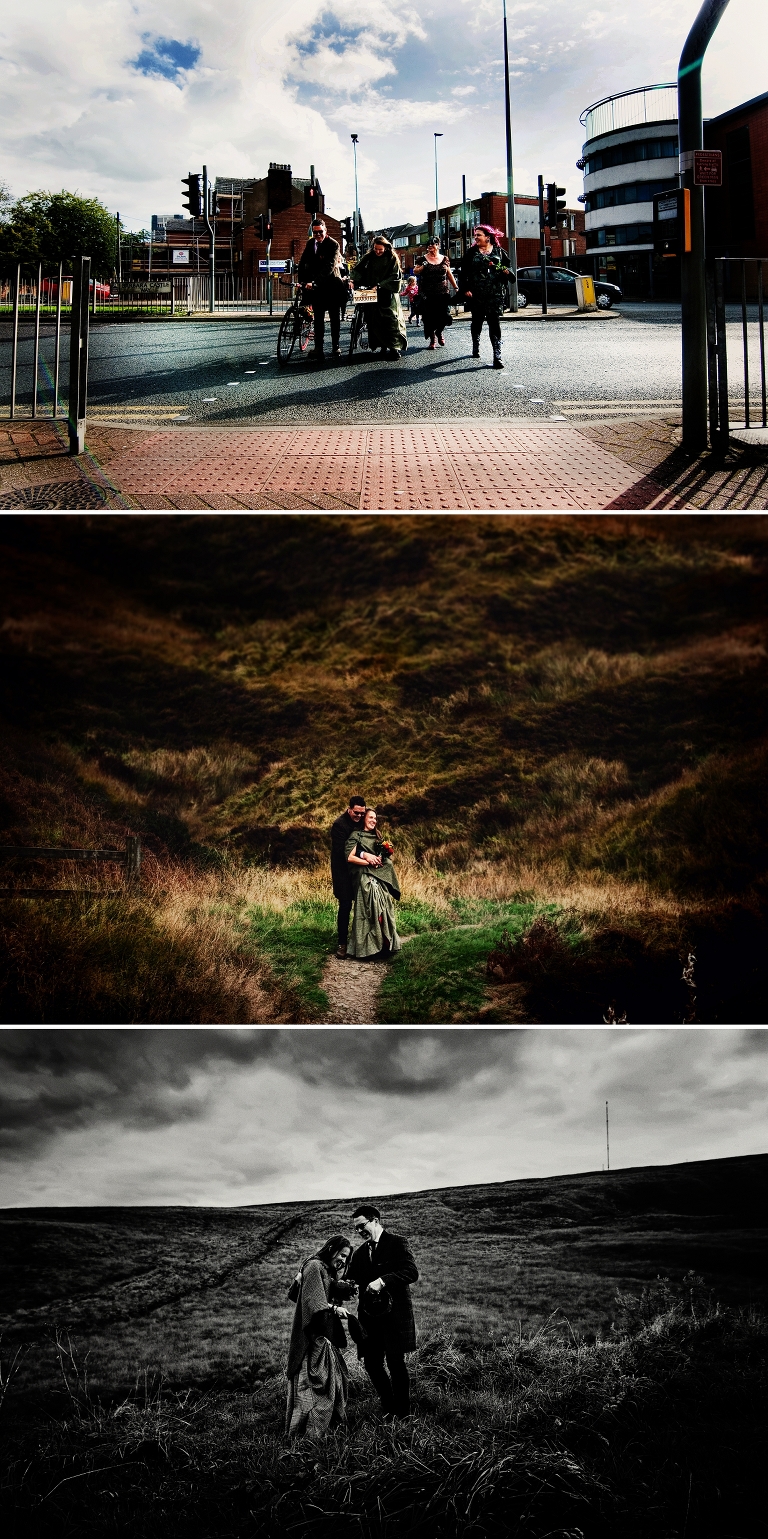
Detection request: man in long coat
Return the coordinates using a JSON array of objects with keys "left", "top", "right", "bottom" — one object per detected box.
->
[
  {"left": 348, "top": 1204, "right": 419, "bottom": 1418},
  {"left": 330, "top": 797, "right": 365, "bottom": 958},
  {"left": 297, "top": 218, "right": 348, "bottom": 361}
]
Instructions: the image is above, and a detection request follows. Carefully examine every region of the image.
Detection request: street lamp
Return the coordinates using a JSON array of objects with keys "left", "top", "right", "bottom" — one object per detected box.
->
[
  {"left": 351, "top": 134, "right": 360, "bottom": 253},
  {"left": 503, "top": 0, "right": 518, "bottom": 312},
  {"left": 434, "top": 133, "right": 443, "bottom": 243}
]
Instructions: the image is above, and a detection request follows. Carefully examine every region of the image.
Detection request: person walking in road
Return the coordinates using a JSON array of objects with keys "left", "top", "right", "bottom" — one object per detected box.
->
[
  {"left": 330, "top": 797, "right": 366, "bottom": 958},
  {"left": 459, "top": 224, "right": 511, "bottom": 369},
  {"left": 353, "top": 235, "right": 408, "bottom": 360},
  {"left": 297, "top": 218, "right": 349, "bottom": 362},
  {"left": 348, "top": 1205, "right": 418, "bottom": 1419},
  {"left": 415, "top": 239, "right": 458, "bottom": 349},
  {"left": 403, "top": 273, "right": 420, "bottom": 325}
]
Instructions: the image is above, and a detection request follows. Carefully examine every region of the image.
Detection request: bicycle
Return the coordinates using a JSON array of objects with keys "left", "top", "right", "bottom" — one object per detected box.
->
[
  {"left": 276, "top": 290, "right": 314, "bottom": 366},
  {"left": 348, "top": 288, "right": 378, "bottom": 357}
]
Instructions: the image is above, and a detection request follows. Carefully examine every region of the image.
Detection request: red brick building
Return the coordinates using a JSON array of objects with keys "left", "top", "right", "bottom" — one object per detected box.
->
[
  {"left": 705, "top": 90, "right": 768, "bottom": 259},
  {"left": 239, "top": 164, "right": 342, "bottom": 280},
  {"left": 424, "top": 192, "right": 585, "bottom": 270}
]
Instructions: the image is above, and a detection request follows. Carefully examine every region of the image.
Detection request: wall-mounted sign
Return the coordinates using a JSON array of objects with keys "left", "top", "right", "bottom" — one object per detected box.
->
[
  {"left": 258, "top": 259, "right": 290, "bottom": 271},
  {"left": 172, "top": 249, "right": 190, "bottom": 264}
]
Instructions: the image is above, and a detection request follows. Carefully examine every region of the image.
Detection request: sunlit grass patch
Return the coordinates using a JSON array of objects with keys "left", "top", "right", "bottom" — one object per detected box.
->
[
  {"left": 379, "top": 903, "right": 539, "bottom": 1023},
  {"left": 243, "top": 899, "right": 335, "bottom": 1019}
]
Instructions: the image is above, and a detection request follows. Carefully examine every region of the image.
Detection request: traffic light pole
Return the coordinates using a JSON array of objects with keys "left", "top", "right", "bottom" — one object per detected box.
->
[
  {"left": 678, "top": 0, "right": 732, "bottom": 454},
  {"left": 267, "top": 208, "right": 273, "bottom": 316},
  {"left": 68, "top": 255, "right": 90, "bottom": 456},
  {"left": 538, "top": 176, "right": 548, "bottom": 316},
  {"left": 502, "top": 0, "right": 518, "bottom": 312},
  {"left": 203, "top": 164, "right": 215, "bottom": 313}
]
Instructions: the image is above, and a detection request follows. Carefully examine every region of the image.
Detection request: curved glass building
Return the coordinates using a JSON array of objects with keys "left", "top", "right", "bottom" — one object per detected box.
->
[{"left": 579, "top": 84, "right": 679, "bottom": 297}]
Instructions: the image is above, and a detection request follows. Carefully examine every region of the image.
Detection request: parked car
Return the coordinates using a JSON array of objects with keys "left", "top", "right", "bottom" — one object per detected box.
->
[{"left": 516, "top": 268, "right": 622, "bottom": 308}]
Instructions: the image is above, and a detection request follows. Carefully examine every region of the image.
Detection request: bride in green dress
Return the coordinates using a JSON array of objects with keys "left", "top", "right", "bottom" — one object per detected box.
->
[{"left": 344, "top": 808, "right": 402, "bottom": 960}]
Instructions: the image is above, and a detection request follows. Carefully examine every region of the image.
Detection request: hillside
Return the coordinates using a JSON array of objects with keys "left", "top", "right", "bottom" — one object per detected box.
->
[
  {"left": 3, "top": 1154, "right": 766, "bottom": 1539},
  {"left": 3, "top": 1152, "right": 765, "bottom": 1392},
  {"left": 1, "top": 513, "right": 767, "bottom": 1021}
]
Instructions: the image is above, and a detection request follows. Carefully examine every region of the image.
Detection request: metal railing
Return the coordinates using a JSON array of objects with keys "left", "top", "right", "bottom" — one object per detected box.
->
[
  {"left": 0, "top": 270, "right": 294, "bottom": 320},
  {"left": 706, "top": 257, "right": 767, "bottom": 449},
  {"left": 0, "top": 836, "right": 141, "bottom": 897}
]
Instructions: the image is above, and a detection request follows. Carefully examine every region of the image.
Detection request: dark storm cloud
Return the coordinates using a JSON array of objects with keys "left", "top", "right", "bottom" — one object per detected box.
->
[{"left": 0, "top": 1029, "right": 516, "bottom": 1154}]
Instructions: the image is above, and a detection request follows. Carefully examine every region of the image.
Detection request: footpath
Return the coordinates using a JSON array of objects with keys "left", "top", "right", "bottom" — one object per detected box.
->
[{"left": 1, "top": 416, "right": 766, "bottom": 510}]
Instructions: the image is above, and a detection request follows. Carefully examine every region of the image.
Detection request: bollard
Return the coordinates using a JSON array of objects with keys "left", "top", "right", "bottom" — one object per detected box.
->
[{"left": 68, "top": 255, "right": 90, "bottom": 455}]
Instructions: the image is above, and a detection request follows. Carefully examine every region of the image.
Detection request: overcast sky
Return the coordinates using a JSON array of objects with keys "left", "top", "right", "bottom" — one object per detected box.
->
[
  {"left": 1, "top": 1, "right": 765, "bottom": 232},
  {"left": 1, "top": 1028, "right": 765, "bottom": 1207}
]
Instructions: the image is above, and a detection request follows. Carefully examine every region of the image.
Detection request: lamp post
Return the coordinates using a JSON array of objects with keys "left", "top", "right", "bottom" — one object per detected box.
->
[
  {"left": 678, "top": 0, "right": 732, "bottom": 453},
  {"left": 351, "top": 134, "right": 360, "bottom": 253},
  {"left": 503, "top": 0, "right": 518, "bottom": 312},
  {"left": 433, "top": 132, "right": 443, "bottom": 243}
]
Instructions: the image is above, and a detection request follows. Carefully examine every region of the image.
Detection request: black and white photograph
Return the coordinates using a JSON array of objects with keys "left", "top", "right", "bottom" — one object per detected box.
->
[{"left": 1, "top": 1025, "right": 767, "bottom": 1538}]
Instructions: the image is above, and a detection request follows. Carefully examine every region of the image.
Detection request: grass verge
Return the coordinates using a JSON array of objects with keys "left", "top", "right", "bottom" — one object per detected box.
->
[
  {"left": 380, "top": 902, "right": 540, "bottom": 1023},
  {"left": 243, "top": 899, "right": 335, "bottom": 1018}
]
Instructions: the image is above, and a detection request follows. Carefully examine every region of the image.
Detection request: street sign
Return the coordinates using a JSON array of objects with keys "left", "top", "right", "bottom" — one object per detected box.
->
[
  {"left": 172, "top": 249, "right": 190, "bottom": 265},
  {"left": 258, "top": 259, "right": 290, "bottom": 271},
  {"left": 694, "top": 149, "right": 722, "bottom": 186},
  {"left": 353, "top": 288, "right": 378, "bottom": 304}
]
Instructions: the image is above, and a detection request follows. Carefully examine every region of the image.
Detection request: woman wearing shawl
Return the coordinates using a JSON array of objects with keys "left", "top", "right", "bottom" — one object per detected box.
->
[
  {"left": 345, "top": 808, "right": 402, "bottom": 960},
  {"left": 285, "top": 1234, "right": 355, "bottom": 1440},
  {"left": 458, "top": 224, "right": 511, "bottom": 370},
  {"left": 353, "top": 234, "right": 408, "bottom": 359},
  {"left": 415, "top": 238, "right": 458, "bottom": 349}
]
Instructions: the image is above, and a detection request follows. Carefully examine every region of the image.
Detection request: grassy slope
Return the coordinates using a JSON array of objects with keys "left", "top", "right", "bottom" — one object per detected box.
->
[
  {"left": 3, "top": 1155, "right": 766, "bottom": 1537},
  {"left": 1, "top": 514, "right": 767, "bottom": 1021}
]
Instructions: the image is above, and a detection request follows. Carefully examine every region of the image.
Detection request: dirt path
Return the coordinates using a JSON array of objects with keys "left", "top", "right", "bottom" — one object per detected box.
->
[{"left": 320, "top": 954, "right": 390, "bottom": 1024}]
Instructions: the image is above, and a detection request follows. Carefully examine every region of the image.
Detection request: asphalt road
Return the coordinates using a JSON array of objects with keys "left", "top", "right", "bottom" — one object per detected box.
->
[{"left": 1, "top": 302, "right": 763, "bottom": 426}]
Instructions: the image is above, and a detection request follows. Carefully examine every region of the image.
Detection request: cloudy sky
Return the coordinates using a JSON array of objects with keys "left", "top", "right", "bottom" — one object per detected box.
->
[
  {"left": 1, "top": 1, "right": 765, "bottom": 232},
  {"left": 1, "top": 1028, "right": 766, "bottom": 1207}
]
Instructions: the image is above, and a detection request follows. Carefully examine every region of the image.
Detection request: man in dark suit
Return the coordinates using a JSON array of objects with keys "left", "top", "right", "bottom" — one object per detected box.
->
[
  {"left": 297, "top": 218, "right": 347, "bottom": 361},
  {"left": 330, "top": 797, "right": 366, "bottom": 958},
  {"left": 348, "top": 1204, "right": 419, "bottom": 1418}
]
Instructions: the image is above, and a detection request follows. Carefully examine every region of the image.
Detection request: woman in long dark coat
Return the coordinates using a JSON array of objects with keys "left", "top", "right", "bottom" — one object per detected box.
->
[
  {"left": 285, "top": 1235, "right": 355, "bottom": 1440},
  {"left": 352, "top": 235, "right": 408, "bottom": 359},
  {"left": 415, "top": 239, "right": 458, "bottom": 348},
  {"left": 458, "top": 224, "right": 511, "bottom": 369}
]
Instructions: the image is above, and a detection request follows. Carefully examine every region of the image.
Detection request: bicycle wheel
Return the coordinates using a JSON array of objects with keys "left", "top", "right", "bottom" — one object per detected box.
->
[
  {"left": 298, "top": 307, "right": 313, "bottom": 353},
  {"left": 277, "top": 307, "right": 299, "bottom": 366},
  {"left": 349, "top": 307, "right": 369, "bottom": 355}
]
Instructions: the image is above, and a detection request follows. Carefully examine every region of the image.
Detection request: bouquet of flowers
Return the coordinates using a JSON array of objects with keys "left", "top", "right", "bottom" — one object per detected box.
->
[{"left": 379, "top": 836, "right": 394, "bottom": 857}]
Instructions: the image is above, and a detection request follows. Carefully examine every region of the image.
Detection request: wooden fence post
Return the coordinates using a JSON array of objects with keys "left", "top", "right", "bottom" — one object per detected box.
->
[{"left": 125, "top": 835, "right": 141, "bottom": 891}]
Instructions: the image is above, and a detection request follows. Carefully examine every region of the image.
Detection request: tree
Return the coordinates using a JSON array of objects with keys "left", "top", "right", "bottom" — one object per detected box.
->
[{"left": 0, "top": 191, "right": 117, "bottom": 275}]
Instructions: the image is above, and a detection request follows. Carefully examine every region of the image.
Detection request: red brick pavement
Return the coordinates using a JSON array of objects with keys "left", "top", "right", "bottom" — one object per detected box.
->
[{"left": 88, "top": 422, "right": 664, "bottom": 510}]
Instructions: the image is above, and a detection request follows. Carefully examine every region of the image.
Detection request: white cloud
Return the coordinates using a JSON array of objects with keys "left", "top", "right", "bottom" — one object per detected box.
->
[
  {"left": 0, "top": 0, "right": 764, "bottom": 230},
  {"left": 2, "top": 1029, "right": 767, "bottom": 1206}
]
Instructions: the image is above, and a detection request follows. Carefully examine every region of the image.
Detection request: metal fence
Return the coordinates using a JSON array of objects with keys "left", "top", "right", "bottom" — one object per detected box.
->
[
  {"left": 707, "top": 257, "right": 767, "bottom": 450},
  {"left": 0, "top": 269, "right": 293, "bottom": 318}
]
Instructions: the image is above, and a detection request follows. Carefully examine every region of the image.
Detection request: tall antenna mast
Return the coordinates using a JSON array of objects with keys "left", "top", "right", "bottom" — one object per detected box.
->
[{"left": 605, "top": 1100, "right": 610, "bottom": 1171}]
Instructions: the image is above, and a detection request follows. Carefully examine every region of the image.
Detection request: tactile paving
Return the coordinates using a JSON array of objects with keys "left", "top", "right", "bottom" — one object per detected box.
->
[{"left": 24, "top": 421, "right": 665, "bottom": 511}]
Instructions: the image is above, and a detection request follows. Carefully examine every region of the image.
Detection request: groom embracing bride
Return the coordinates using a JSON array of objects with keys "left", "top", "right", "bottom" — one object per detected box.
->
[{"left": 330, "top": 796, "right": 402, "bottom": 962}]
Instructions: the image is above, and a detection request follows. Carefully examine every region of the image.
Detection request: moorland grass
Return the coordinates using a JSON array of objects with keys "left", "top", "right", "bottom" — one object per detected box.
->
[
  {"left": 4, "top": 1293, "right": 766, "bottom": 1538},
  {"left": 379, "top": 904, "right": 539, "bottom": 1023},
  {"left": 1, "top": 513, "right": 767, "bottom": 1021}
]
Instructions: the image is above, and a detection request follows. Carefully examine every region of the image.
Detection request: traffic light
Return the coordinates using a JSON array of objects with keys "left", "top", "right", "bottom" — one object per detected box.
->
[
  {"left": 652, "top": 187, "right": 691, "bottom": 257},
  {"left": 304, "top": 182, "right": 321, "bottom": 216},
  {"left": 343, "top": 217, "right": 353, "bottom": 243},
  {"left": 255, "top": 214, "right": 265, "bottom": 240},
  {"left": 546, "top": 183, "right": 566, "bottom": 227},
  {"left": 181, "top": 173, "right": 201, "bottom": 217},
  {"left": 264, "top": 215, "right": 273, "bottom": 244}
]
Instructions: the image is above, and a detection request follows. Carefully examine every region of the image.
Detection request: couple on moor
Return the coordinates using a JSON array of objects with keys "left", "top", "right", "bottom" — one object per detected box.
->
[
  {"left": 286, "top": 1206, "right": 419, "bottom": 1440},
  {"left": 330, "top": 795, "right": 402, "bottom": 962}
]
